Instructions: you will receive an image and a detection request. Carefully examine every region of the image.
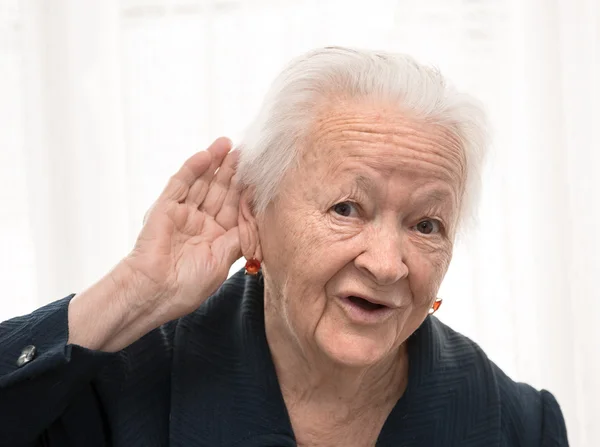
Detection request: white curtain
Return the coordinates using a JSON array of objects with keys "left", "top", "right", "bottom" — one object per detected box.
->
[{"left": 1, "top": 0, "right": 598, "bottom": 444}]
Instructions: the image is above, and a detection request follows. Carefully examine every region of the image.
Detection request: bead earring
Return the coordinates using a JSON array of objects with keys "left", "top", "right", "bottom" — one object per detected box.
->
[
  {"left": 428, "top": 297, "right": 442, "bottom": 315},
  {"left": 244, "top": 258, "right": 261, "bottom": 276}
]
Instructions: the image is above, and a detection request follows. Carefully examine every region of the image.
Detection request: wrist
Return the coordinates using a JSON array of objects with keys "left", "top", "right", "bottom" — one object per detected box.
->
[
  {"left": 67, "top": 260, "right": 166, "bottom": 352},
  {"left": 110, "top": 258, "right": 167, "bottom": 322}
]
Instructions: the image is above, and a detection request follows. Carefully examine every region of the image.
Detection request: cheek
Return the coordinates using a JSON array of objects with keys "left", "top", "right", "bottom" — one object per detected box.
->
[
  {"left": 261, "top": 207, "right": 333, "bottom": 304},
  {"left": 262, "top": 209, "right": 365, "bottom": 328},
  {"left": 270, "top": 206, "right": 360, "bottom": 272},
  {"left": 281, "top": 211, "right": 330, "bottom": 266},
  {"left": 406, "top": 244, "right": 452, "bottom": 303}
]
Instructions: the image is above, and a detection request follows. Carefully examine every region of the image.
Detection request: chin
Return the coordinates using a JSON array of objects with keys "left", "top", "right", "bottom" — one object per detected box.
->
[{"left": 315, "top": 326, "right": 397, "bottom": 368}]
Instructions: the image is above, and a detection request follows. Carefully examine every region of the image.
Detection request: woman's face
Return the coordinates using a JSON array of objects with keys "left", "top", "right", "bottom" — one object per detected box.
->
[{"left": 257, "top": 100, "right": 466, "bottom": 367}]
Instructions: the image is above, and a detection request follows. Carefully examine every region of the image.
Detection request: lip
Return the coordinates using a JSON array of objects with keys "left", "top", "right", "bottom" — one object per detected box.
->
[
  {"left": 345, "top": 293, "right": 398, "bottom": 309},
  {"left": 335, "top": 295, "right": 397, "bottom": 325},
  {"left": 337, "top": 291, "right": 400, "bottom": 309}
]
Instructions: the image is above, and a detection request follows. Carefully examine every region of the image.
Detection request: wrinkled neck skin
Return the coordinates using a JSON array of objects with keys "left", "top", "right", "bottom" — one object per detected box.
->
[{"left": 263, "top": 279, "right": 409, "bottom": 418}]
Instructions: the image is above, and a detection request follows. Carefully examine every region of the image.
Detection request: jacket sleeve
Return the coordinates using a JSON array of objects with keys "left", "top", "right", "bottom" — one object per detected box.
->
[
  {"left": 540, "top": 390, "right": 569, "bottom": 447},
  {"left": 0, "top": 295, "right": 119, "bottom": 446}
]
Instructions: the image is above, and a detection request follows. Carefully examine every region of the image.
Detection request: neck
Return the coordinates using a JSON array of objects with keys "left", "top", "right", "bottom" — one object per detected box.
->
[{"left": 263, "top": 294, "right": 409, "bottom": 412}]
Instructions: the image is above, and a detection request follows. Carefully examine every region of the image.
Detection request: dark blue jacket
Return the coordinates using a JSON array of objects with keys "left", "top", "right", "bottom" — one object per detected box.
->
[{"left": 0, "top": 271, "right": 569, "bottom": 446}]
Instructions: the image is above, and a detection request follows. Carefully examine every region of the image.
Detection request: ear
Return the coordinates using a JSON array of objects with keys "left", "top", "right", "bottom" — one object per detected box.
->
[{"left": 238, "top": 187, "right": 263, "bottom": 262}]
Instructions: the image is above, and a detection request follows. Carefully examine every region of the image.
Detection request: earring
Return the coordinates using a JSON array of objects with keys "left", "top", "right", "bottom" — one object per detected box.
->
[
  {"left": 428, "top": 297, "right": 442, "bottom": 315},
  {"left": 244, "top": 258, "right": 261, "bottom": 276}
]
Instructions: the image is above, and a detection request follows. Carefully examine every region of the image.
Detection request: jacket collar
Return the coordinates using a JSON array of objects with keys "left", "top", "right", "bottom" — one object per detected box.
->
[{"left": 170, "top": 271, "right": 501, "bottom": 447}]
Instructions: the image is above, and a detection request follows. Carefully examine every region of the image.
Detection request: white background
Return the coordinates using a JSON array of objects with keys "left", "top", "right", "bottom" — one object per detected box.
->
[{"left": 0, "top": 0, "right": 598, "bottom": 444}]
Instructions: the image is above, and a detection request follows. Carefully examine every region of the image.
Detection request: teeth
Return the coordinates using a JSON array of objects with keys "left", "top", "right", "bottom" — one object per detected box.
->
[{"left": 348, "top": 296, "right": 384, "bottom": 311}]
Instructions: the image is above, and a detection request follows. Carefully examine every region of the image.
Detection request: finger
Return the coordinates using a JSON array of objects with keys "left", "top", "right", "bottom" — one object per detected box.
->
[
  {"left": 158, "top": 150, "right": 212, "bottom": 203},
  {"left": 214, "top": 172, "right": 241, "bottom": 230},
  {"left": 185, "top": 138, "right": 232, "bottom": 207},
  {"left": 201, "top": 149, "right": 239, "bottom": 216}
]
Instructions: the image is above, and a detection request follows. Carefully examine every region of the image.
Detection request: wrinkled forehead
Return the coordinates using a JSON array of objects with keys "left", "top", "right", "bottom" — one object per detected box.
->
[{"left": 299, "top": 101, "right": 467, "bottom": 189}]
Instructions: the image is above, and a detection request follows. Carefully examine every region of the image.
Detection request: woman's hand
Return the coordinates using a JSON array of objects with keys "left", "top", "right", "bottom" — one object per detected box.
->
[
  {"left": 123, "top": 137, "right": 242, "bottom": 322},
  {"left": 68, "top": 137, "right": 242, "bottom": 351}
]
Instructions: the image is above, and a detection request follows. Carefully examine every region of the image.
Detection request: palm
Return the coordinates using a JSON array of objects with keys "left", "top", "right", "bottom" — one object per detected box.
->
[
  {"left": 170, "top": 207, "right": 231, "bottom": 294},
  {"left": 126, "top": 138, "right": 241, "bottom": 317}
]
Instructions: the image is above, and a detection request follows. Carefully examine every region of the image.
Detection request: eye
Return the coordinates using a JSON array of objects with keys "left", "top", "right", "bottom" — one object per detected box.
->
[
  {"left": 415, "top": 219, "right": 441, "bottom": 235},
  {"left": 332, "top": 202, "right": 358, "bottom": 217}
]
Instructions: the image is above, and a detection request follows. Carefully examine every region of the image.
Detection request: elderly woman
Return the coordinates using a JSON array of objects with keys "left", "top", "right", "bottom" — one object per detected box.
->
[{"left": 0, "top": 47, "right": 567, "bottom": 447}]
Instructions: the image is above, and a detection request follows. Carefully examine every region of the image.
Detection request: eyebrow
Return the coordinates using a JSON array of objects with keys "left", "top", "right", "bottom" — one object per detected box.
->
[
  {"left": 351, "top": 175, "right": 376, "bottom": 193},
  {"left": 343, "top": 173, "right": 455, "bottom": 208},
  {"left": 411, "top": 188, "right": 455, "bottom": 207}
]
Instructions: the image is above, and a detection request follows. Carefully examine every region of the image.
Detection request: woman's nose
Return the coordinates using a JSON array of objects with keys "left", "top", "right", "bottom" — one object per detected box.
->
[{"left": 354, "top": 229, "right": 408, "bottom": 286}]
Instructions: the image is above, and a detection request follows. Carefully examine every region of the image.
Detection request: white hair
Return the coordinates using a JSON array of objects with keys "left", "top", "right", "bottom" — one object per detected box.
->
[{"left": 237, "top": 46, "right": 489, "bottom": 234}]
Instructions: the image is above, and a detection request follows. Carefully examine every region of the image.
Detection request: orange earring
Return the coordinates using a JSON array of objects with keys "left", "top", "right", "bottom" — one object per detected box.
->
[
  {"left": 428, "top": 297, "right": 442, "bottom": 315},
  {"left": 244, "top": 258, "right": 261, "bottom": 276}
]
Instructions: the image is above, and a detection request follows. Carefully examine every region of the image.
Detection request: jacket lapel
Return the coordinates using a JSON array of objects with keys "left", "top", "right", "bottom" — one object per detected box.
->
[{"left": 377, "top": 316, "right": 502, "bottom": 446}]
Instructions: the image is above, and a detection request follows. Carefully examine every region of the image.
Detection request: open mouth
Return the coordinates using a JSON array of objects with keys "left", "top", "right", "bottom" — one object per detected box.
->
[
  {"left": 346, "top": 296, "right": 387, "bottom": 311},
  {"left": 337, "top": 294, "right": 395, "bottom": 323}
]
